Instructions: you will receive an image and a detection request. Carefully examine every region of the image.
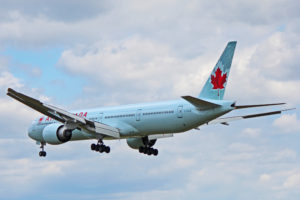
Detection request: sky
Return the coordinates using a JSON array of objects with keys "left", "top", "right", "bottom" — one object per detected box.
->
[{"left": 0, "top": 0, "right": 300, "bottom": 199}]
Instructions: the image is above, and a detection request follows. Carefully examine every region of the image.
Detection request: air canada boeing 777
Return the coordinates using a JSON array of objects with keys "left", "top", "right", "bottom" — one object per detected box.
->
[{"left": 7, "top": 41, "right": 293, "bottom": 157}]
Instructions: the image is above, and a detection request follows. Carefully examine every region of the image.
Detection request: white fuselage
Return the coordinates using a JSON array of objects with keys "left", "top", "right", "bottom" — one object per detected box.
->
[{"left": 28, "top": 99, "right": 234, "bottom": 143}]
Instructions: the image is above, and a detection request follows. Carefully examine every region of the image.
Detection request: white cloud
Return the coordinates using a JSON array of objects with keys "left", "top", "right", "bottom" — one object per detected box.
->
[
  {"left": 226, "top": 33, "right": 300, "bottom": 105},
  {"left": 56, "top": 30, "right": 300, "bottom": 110},
  {"left": 259, "top": 173, "right": 271, "bottom": 182},
  {"left": 0, "top": 70, "right": 47, "bottom": 138},
  {"left": 0, "top": 71, "right": 23, "bottom": 90},
  {"left": 283, "top": 173, "right": 300, "bottom": 189},
  {"left": 228, "top": 142, "right": 256, "bottom": 152},
  {"left": 0, "top": 157, "right": 73, "bottom": 198},
  {"left": 148, "top": 156, "right": 196, "bottom": 175},
  {"left": 249, "top": 33, "right": 300, "bottom": 80},
  {"left": 0, "top": 0, "right": 296, "bottom": 52},
  {"left": 58, "top": 37, "right": 214, "bottom": 107},
  {"left": 273, "top": 114, "right": 300, "bottom": 133},
  {"left": 272, "top": 149, "right": 297, "bottom": 162},
  {"left": 241, "top": 128, "right": 261, "bottom": 138}
]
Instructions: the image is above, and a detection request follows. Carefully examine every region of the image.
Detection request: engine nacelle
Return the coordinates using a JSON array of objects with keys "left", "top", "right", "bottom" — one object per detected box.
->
[
  {"left": 126, "top": 137, "right": 156, "bottom": 149},
  {"left": 42, "top": 123, "right": 73, "bottom": 145}
]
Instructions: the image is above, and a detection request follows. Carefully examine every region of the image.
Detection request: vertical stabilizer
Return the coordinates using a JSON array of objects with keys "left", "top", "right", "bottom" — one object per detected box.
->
[{"left": 199, "top": 41, "right": 236, "bottom": 100}]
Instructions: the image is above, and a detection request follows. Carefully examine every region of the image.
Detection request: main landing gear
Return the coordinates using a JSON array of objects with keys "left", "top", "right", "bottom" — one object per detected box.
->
[
  {"left": 91, "top": 139, "right": 110, "bottom": 154},
  {"left": 138, "top": 137, "right": 158, "bottom": 156},
  {"left": 39, "top": 142, "right": 46, "bottom": 157},
  {"left": 139, "top": 146, "right": 158, "bottom": 156}
]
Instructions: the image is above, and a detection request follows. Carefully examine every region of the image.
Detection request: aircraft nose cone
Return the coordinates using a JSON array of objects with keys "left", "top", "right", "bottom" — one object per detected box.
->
[
  {"left": 28, "top": 125, "right": 35, "bottom": 140},
  {"left": 28, "top": 124, "right": 43, "bottom": 142}
]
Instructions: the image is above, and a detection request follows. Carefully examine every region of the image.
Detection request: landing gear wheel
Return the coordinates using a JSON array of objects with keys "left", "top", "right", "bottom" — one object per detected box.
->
[
  {"left": 147, "top": 148, "right": 154, "bottom": 155},
  {"left": 138, "top": 146, "right": 158, "bottom": 156},
  {"left": 95, "top": 144, "right": 100, "bottom": 152},
  {"left": 153, "top": 149, "right": 158, "bottom": 156},
  {"left": 99, "top": 145, "right": 105, "bottom": 153},
  {"left": 39, "top": 151, "right": 46, "bottom": 157},
  {"left": 139, "top": 146, "right": 144, "bottom": 153},
  {"left": 138, "top": 137, "right": 159, "bottom": 156},
  {"left": 105, "top": 146, "right": 110, "bottom": 153},
  {"left": 91, "top": 139, "right": 111, "bottom": 154},
  {"left": 39, "top": 143, "right": 46, "bottom": 157},
  {"left": 143, "top": 148, "right": 148, "bottom": 154},
  {"left": 91, "top": 143, "right": 96, "bottom": 151},
  {"left": 150, "top": 148, "right": 155, "bottom": 154}
]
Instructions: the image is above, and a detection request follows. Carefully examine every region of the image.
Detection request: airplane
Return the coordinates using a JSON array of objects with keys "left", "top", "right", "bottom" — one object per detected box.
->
[{"left": 7, "top": 41, "right": 293, "bottom": 157}]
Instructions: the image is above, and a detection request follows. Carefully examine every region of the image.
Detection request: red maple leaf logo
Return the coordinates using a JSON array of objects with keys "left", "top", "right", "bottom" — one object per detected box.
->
[{"left": 211, "top": 67, "right": 227, "bottom": 96}]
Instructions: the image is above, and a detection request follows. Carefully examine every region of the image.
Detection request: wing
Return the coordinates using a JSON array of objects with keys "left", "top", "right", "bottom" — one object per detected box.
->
[
  {"left": 207, "top": 108, "right": 295, "bottom": 126},
  {"left": 7, "top": 88, "right": 120, "bottom": 138}
]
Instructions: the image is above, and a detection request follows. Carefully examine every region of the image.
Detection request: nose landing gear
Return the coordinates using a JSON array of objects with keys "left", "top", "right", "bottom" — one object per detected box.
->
[
  {"left": 39, "top": 142, "right": 46, "bottom": 157},
  {"left": 91, "top": 139, "right": 110, "bottom": 154}
]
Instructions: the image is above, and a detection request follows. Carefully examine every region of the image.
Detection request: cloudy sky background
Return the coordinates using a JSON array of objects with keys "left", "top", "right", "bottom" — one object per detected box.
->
[{"left": 0, "top": 0, "right": 300, "bottom": 199}]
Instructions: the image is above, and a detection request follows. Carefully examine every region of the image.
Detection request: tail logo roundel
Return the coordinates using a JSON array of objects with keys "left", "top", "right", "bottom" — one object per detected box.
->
[{"left": 211, "top": 67, "right": 227, "bottom": 96}]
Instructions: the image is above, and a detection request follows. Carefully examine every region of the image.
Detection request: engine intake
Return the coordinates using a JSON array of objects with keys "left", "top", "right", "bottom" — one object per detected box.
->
[
  {"left": 42, "top": 123, "right": 73, "bottom": 145},
  {"left": 57, "top": 126, "right": 72, "bottom": 143}
]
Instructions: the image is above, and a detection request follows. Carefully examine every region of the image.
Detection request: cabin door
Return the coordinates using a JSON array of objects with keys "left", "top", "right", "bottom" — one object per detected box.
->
[
  {"left": 136, "top": 109, "right": 142, "bottom": 121},
  {"left": 97, "top": 113, "right": 103, "bottom": 122},
  {"left": 177, "top": 105, "right": 183, "bottom": 118}
]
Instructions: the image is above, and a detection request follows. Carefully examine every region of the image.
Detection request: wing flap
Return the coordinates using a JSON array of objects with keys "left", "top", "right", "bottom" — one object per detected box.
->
[{"left": 93, "top": 122, "right": 120, "bottom": 138}]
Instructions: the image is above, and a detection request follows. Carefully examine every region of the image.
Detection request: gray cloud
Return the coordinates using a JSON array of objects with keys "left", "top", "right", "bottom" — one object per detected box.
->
[
  {"left": 0, "top": 0, "right": 298, "bottom": 50},
  {"left": 0, "top": 0, "right": 110, "bottom": 22}
]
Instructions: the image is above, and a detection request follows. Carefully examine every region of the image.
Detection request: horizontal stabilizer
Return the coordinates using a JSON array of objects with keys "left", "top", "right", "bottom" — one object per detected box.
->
[
  {"left": 182, "top": 96, "right": 220, "bottom": 109},
  {"left": 235, "top": 103, "right": 286, "bottom": 109},
  {"left": 207, "top": 108, "right": 295, "bottom": 125}
]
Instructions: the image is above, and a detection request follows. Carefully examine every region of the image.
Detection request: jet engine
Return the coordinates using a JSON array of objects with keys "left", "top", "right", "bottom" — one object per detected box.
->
[
  {"left": 126, "top": 137, "right": 156, "bottom": 149},
  {"left": 42, "top": 123, "right": 73, "bottom": 145}
]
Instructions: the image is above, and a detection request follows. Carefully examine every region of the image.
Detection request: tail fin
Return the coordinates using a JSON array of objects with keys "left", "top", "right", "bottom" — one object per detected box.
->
[{"left": 199, "top": 41, "right": 237, "bottom": 100}]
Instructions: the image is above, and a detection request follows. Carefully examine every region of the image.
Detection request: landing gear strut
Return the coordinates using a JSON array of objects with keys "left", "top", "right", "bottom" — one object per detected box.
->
[
  {"left": 39, "top": 142, "right": 46, "bottom": 157},
  {"left": 91, "top": 139, "right": 110, "bottom": 154}
]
